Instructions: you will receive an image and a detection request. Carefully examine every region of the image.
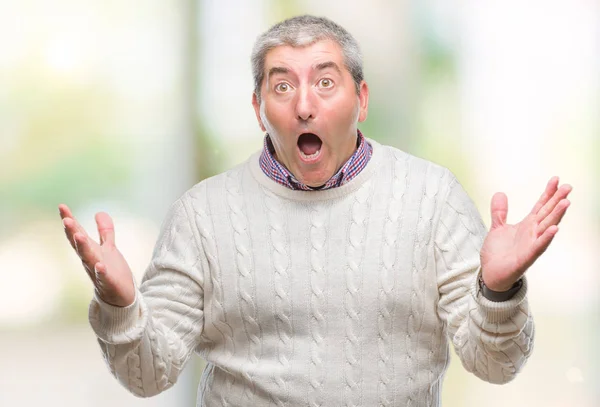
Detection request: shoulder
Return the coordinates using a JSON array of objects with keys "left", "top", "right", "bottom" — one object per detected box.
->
[
  {"left": 176, "top": 157, "right": 256, "bottom": 210},
  {"left": 374, "top": 141, "right": 456, "bottom": 193}
]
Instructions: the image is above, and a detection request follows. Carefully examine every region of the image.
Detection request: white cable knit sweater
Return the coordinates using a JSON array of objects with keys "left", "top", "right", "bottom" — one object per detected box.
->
[{"left": 89, "top": 138, "right": 533, "bottom": 406}]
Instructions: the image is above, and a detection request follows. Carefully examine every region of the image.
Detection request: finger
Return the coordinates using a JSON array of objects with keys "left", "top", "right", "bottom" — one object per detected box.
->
[
  {"left": 530, "top": 177, "right": 559, "bottom": 215},
  {"left": 94, "top": 262, "right": 128, "bottom": 307},
  {"left": 95, "top": 262, "right": 107, "bottom": 276},
  {"left": 73, "top": 232, "right": 101, "bottom": 270},
  {"left": 531, "top": 225, "right": 559, "bottom": 259},
  {"left": 63, "top": 217, "right": 93, "bottom": 252},
  {"left": 60, "top": 204, "right": 77, "bottom": 249},
  {"left": 62, "top": 218, "right": 78, "bottom": 249},
  {"left": 94, "top": 262, "right": 108, "bottom": 287},
  {"left": 58, "top": 204, "right": 72, "bottom": 220},
  {"left": 490, "top": 192, "right": 508, "bottom": 229},
  {"left": 81, "top": 259, "right": 96, "bottom": 282},
  {"left": 536, "top": 184, "right": 572, "bottom": 222},
  {"left": 59, "top": 204, "right": 89, "bottom": 238},
  {"left": 94, "top": 262, "right": 116, "bottom": 291},
  {"left": 95, "top": 212, "right": 116, "bottom": 246},
  {"left": 537, "top": 199, "right": 570, "bottom": 236}
]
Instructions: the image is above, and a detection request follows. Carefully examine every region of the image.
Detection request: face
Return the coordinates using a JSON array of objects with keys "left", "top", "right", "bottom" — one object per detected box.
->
[{"left": 252, "top": 39, "right": 369, "bottom": 188}]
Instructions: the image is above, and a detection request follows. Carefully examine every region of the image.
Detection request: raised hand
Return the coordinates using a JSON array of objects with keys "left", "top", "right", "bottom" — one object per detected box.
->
[
  {"left": 480, "top": 177, "right": 572, "bottom": 292},
  {"left": 59, "top": 204, "right": 135, "bottom": 307}
]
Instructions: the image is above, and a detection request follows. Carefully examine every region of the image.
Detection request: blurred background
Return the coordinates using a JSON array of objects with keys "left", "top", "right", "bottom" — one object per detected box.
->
[{"left": 0, "top": 0, "right": 598, "bottom": 405}]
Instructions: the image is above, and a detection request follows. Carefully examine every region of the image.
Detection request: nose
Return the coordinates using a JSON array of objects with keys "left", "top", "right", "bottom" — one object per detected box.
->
[{"left": 295, "top": 87, "right": 316, "bottom": 122}]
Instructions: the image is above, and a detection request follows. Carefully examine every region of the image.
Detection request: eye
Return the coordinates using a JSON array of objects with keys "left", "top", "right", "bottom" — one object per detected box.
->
[
  {"left": 275, "top": 82, "right": 291, "bottom": 93},
  {"left": 319, "top": 78, "right": 334, "bottom": 88}
]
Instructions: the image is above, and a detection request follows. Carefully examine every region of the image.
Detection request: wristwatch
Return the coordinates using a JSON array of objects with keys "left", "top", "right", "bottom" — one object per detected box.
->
[{"left": 479, "top": 276, "right": 523, "bottom": 302}]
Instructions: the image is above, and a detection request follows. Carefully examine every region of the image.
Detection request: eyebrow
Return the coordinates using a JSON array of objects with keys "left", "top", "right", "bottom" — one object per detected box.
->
[
  {"left": 314, "top": 61, "right": 341, "bottom": 74},
  {"left": 267, "top": 66, "right": 289, "bottom": 80},
  {"left": 267, "top": 61, "right": 342, "bottom": 80}
]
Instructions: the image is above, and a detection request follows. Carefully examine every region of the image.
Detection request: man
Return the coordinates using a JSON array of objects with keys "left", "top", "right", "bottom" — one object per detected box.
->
[{"left": 59, "top": 15, "right": 571, "bottom": 406}]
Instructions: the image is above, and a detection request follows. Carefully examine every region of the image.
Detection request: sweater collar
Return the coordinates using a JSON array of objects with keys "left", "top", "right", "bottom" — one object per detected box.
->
[
  {"left": 259, "top": 130, "right": 372, "bottom": 191},
  {"left": 250, "top": 137, "right": 383, "bottom": 202}
]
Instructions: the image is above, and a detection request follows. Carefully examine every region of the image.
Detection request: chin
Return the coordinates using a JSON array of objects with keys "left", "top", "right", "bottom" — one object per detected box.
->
[
  {"left": 300, "top": 173, "right": 333, "bottom": 188},
  {"left": 292, "top": 160, "right": 336, "bottom": 188}
]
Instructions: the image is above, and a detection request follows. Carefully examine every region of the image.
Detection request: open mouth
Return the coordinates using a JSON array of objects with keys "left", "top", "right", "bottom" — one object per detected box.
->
[{"left": 297, "top": 133, "right": 323, "bottom": 161}]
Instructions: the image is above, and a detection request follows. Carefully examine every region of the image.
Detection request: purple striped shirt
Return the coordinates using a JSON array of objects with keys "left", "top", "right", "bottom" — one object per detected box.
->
[{"left": 259, "top": 130, "right": 372, "bottom": 190}]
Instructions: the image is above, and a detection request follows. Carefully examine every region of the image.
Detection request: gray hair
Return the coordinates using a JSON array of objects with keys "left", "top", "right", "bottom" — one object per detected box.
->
[{"left": 251, "top": 15, "right": 364, "bottom": 102}]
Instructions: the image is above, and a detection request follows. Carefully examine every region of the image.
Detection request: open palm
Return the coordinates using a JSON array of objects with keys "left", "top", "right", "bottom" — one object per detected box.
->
[
  {"left": 59, "top": 204, "right": 135, "bottom": 307},
  {"left": 480, "top": 177, "right": 572, "bottom": 292}
]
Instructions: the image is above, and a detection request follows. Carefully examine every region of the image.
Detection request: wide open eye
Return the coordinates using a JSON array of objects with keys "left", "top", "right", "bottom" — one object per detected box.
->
[
  {"left": 275, "top": 82, "right": 292, "bottom": 93},
  {"left": 319, "top": 78, "right": 334, "bottom": 88}
]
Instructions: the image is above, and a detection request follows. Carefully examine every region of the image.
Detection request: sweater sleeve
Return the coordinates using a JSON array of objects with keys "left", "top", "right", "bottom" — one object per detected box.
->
[
  {"left": 88, "top": 195, "right": 205, "bottom": 397},
  {"left": 434, "top": 175, "right": 534, "bottom": 384}
]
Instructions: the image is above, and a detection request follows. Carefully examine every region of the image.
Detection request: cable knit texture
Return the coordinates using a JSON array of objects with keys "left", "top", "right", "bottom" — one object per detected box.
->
[{"left": 89, "top": 138, "right": 534, "bottom": 406}]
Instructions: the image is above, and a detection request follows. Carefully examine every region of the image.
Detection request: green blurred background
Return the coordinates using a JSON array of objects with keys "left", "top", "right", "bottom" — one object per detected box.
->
[{"left": 0, "top": 0, "right": 598, "bottom": 406}]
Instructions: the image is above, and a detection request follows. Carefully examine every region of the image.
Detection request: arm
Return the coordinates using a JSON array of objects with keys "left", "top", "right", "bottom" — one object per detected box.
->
[
  {"left": 435, "top": 176, "right": 533, "bottom": 384},
  {"left": 87, "top": 196, "right": 204, "bottom": 397}
]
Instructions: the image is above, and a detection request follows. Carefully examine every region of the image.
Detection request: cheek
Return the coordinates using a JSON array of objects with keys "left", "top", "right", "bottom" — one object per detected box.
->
[
  {"left": 323, "top": 97, "right": 358, "bottom": 126},
  {"left": 264, "top": 102, "right": 285, "bottom": 124},
  {"left": 270, "top": 107, "right": 290, "bottom": 127},
  {"left": 272, "top": 108, "right": 297, "bottom": 136},
  {"left": 263, "top": 103, "right": 297, "bottom": 147}
]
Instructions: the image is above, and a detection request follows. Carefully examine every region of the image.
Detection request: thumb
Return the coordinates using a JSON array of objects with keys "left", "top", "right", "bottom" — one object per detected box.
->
[
  {"left": 490, "top": 192, "right": 508, "bottom": 229},
  {"left": 95, "top": 212, "right": 115, "bottom": 246}
]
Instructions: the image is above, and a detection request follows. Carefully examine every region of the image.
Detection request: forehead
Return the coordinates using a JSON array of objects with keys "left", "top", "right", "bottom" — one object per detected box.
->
[{"left": 264, "top": 39, "right": 345, "bottom": 72}]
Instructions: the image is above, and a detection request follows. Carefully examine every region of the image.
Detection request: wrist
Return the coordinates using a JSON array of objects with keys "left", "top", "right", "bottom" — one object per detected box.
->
[
  {"left": 479, "top": 275, "right": 524, "bottom": 302},
  {"left": 480, "top": 272, "right": 520, "bottom": 292}
]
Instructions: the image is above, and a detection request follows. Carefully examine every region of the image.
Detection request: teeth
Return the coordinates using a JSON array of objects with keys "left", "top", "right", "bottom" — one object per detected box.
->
[{"left": 299, "top": 149, "right": 321, "bottom": 159}]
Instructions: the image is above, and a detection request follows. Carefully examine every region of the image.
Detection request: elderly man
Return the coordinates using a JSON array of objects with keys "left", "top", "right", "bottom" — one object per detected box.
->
[{"left": 59, "top": 15, "right": 571, "bottom": 406}]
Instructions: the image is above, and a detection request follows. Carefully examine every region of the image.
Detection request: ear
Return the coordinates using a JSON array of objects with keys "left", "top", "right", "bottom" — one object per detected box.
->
[
  {"left": 252, "top": 93, "right": 266, "bottom": 132},
  {"left": 357, "top": 81, "right": 369, "bottom": 123}
]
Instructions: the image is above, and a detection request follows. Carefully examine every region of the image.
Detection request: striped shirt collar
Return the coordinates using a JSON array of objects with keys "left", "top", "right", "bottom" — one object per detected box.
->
[{"left": 259, "top": 130, "right": 373, "bottom": 191}]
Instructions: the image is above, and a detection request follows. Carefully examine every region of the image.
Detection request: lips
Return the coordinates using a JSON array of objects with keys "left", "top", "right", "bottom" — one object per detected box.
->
[{"left": 297, "top": 133, "right": 323, "bottom": 161}]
